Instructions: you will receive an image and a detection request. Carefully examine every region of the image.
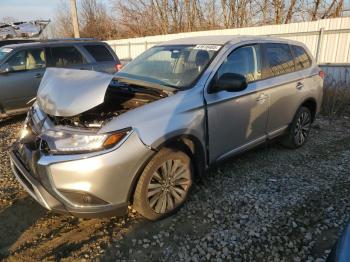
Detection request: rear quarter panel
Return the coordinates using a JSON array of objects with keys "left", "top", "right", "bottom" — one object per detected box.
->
[{"left": 298, "top": 64, "right": 324, "bottom": 115}]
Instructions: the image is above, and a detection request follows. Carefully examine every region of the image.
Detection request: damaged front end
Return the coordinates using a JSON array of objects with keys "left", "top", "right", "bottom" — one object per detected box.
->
[
  {"left": 10, "top": 68, "right": 166, "bottom": 217},
  {"left": 31, "top": 68, "right": 170, "bottom": 154},
  {"left": 46, "top": 81, "right": 167, "bottom": 129}
]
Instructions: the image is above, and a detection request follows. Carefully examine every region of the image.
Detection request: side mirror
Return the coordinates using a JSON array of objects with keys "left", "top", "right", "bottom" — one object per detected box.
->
[
  {"left": 210, "top": 73, "right": 248, "bottom": 93},
  {"left": 0, "top": 63, "right": 11, "bottom": 74}
]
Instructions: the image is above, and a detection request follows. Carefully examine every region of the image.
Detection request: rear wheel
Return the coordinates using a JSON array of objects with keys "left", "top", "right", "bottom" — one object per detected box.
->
[
  {"left": 281, "top": 106, "right": 312, "bottom": 149},
  {"left": 133, "top": 148, "right": 193, "bottom": 221}
]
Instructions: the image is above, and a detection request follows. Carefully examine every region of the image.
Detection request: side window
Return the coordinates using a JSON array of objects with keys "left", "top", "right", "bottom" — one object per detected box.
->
[
  {"left": 264, "top": 43, "right": 295, "bottom": 77},
  {"left": 48, "top": 46, "right": 85, "bottom": 67},
  {"left": 292, "top": 45, "right": 311, "bottom": 70},
  {"left": 6, "top": 50, "right": 26, "bottom": 71},
  {"left": 6, "top": 49, "right": 46, "bottom": 72},
  {"left": 83, "top": 45, "right": 115, "bottom": 62},
  {"left": 217, "top": 45, "right": 262, "bottom": 83}
]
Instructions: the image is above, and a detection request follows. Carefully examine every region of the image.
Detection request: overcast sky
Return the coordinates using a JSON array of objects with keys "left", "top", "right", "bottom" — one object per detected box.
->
[
  {"left": 0, "top": 0, "right": 62, "bottom": 21},
  {"left": 0, "top": 0, "right": 111, "bottom": 22}
]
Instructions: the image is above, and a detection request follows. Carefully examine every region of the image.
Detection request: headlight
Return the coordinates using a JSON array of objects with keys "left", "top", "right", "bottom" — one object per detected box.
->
[{"left": 41, "top": 128, "right": 130, "bottom": 154}]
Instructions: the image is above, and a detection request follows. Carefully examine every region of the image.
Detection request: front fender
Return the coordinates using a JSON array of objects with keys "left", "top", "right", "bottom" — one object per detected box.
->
[{"left": 99, "top": 87, "right": 206, "bottom": 150}]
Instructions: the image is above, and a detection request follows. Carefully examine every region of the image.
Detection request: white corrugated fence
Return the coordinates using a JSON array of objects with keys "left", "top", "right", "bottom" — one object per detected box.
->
[{"left": 106, "top": 17, "right": 350, "bottom": 65}]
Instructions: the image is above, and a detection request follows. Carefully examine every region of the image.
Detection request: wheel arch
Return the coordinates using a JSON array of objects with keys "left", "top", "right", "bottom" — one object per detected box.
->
[
  {"left": 299, "top": 97, "right": 317, "bottom": 122},
  {"left": 127, "top": 134, "right": 207, "bottom": 204},
  {"left": 160, "top": 134, "right": 207, "bottom": 179}
]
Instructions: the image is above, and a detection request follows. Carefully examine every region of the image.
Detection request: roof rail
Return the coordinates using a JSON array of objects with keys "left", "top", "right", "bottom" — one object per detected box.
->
[{"left": 39, "top": 38, "right": 97, "bottom": 42}]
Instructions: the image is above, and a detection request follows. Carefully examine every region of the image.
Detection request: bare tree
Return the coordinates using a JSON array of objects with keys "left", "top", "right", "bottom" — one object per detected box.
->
[
  {"left": 52, "top": 0, "right": 74, "bottom": 37},
  {"left": 51, "top": 0, "right": 347, "bottom": 39},
  {"left": 285, "top": 0, "right": 298, "bottom": 23},
  {"left": 311, "top": 0, "right": 322, "bottom": 20}
]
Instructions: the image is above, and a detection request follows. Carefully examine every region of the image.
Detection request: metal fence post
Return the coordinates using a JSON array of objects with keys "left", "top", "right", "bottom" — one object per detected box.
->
[
  {"left": 316, "top": 28, "right": 324, "bottom": 64},
  {"left": 128, "top": 42, "right": 131, "bottom": 60}
]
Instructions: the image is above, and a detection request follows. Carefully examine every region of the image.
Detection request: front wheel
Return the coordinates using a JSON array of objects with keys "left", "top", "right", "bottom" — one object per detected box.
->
[
  {"left": 281, "top": 106, "right": 312, "bottom": 149},
  {"left": 133, "top": 148, "right": 193, "bottom": 221}
]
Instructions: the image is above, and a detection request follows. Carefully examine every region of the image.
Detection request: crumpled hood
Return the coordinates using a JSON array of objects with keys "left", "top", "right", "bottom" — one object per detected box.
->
[{"left": 37, "top": 68, "right": 114, "bottom": 117}]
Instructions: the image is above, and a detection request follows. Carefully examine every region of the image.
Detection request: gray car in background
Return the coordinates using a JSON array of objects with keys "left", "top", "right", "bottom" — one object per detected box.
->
[
  {"left": 0, "top": 39, "right": 121, "bottom": 118},
  {"left": 10, "top": 36, "right": 323, "bottom": 220}
]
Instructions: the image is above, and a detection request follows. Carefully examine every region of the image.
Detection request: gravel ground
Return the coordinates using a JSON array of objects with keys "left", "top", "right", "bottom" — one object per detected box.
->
[{"left": 0, "top": 115, "right": 349, "bottom": 262}]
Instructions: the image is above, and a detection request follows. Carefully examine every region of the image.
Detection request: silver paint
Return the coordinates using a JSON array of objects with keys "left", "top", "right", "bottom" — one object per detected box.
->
[
  {"left": 37, "top": 68, "right": 114, "bottom": 117},
  {"left": 11, "top": 35, "right": 324, "bottom": 217}
]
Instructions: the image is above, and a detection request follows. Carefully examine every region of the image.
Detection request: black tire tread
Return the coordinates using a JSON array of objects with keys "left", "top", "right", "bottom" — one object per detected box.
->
[
  {"left": 281, "top": 106, "right": 311, "bottom": 149},
  {"left": 133, "top": 147, "right": 192, "bottom": 221}
]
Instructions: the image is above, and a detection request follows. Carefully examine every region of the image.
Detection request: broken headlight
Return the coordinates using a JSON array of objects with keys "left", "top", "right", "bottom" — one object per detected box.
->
[{"left": 41, "top": 128, "right": 130, "bottom": 154}]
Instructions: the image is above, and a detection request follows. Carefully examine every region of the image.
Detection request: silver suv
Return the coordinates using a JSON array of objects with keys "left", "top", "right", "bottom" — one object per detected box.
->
[
  {"left": 0, "top": 39, "right": 121, "bottom": 119},
  {"left": 10, "top": 36, "right": 323, "bottom": 220}
]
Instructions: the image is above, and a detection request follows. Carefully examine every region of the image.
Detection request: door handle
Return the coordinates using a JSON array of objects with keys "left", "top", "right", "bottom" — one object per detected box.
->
[
  {"left": 256, "top": 93, "right": 267, "bottom": 101},
  {"left": 34, "top": 73, "right": 42, "bottom": 78},
  {"left": 296, "top": 82, "right": 303, "bottom": 90}
]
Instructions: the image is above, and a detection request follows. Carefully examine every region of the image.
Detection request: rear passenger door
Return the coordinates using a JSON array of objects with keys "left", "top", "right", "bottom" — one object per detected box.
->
[
  {"left": 46, "top": 45, "right": 92, "bottom": 70},
  {"left": 261, "top": 43, "right": 303, "bottom": 138},
  {"left": 290, "top": 45, "right": 317, "bottom": 104},
  {"left": 82, "top": 44, "right": 118, "bottom": 74}
]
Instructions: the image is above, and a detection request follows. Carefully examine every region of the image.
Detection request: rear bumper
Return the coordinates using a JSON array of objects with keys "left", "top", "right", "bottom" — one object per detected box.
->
[{"left": 9, "top": 149, "right": 129, "bottom": 218}]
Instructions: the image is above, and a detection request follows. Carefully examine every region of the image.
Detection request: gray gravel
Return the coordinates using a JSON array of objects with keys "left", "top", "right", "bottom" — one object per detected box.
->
[{"left": 0, "top": 115, "right": 349, "bottom": 261}]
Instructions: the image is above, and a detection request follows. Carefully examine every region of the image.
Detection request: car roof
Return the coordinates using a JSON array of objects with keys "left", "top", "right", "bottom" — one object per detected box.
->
[
  {"left": 2, "top": 39, "right": 106, "bottom": 49},
  {"left": 160, "top": 35, "right": 304, "bottom": 46}
]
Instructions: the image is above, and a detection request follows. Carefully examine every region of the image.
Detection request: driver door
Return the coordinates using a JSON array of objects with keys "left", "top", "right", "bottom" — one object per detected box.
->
[
  {"left": 204, "top": 44, "right": 269, "bottom": 163},
  {"left": 0, "top": 48, "right": 46, "bottom": 113}
]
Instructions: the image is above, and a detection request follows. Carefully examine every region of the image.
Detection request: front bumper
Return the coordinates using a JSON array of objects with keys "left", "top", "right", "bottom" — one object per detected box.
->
[{"left": 9, "top": 131, "right": 154, "bottom": 218}]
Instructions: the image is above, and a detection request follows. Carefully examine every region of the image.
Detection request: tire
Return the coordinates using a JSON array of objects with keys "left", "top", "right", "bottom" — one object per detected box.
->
[
  {"left": 133, "top": 147, "right": 193, "bottom": 221},
  {"left": 281, "top": 106, "right": 312, "bottom": 149}
]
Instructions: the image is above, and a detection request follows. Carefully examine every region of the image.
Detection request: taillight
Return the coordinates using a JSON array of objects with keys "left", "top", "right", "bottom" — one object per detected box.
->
[
  {"left": 115, "top": 63, "right": 122, "bottom": 72},
  {"left": 319, "top": 70, "right": 325, "bottom": 79}
]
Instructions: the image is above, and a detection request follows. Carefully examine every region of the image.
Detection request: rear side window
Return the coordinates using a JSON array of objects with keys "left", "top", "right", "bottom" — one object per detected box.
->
[
  {"left": 264, "top": 43, "right": 295, "bottom": 77},
  {"left": 48, "top": 46, "right": 85, "bottom": 67},
  {"left": 292, "top": 45, "right": 311, "bottom": 70},
  {"left": 83, "top": 45, "right": 115, "bottom": 62}
]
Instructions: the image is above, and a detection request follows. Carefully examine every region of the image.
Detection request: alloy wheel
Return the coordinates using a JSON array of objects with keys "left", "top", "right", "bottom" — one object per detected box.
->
[
  {"left": 147, "top": 159, "right": 191, "bottom": 214},
  {"left": 294, "top": 111, "right": 311, "bottom": 146}
]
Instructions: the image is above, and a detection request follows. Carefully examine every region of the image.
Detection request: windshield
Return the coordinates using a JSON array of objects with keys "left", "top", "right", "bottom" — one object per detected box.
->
[
  {"left": 0, "top": 47, "right": 12, "bottom": 62},
  {"left": 118, "top": 45, "right": 220, "bottom": 89}
]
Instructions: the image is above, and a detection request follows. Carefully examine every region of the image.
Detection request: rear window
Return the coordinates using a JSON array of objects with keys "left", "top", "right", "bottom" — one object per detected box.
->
[
  {"left": 292, "top": 45, "right": 311, "bottom": 70},
  {"left": 264, "top": 43, "right": 295, "bottom": 77},
  {"left": 83, "top": 44, "right": 115, "bottom": 62},
  {"left": 48, "top": 46, "right": 85, "bottom": 67}
]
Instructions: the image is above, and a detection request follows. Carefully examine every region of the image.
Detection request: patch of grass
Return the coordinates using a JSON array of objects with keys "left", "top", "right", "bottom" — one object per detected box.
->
[{"left": 322, "top": 68, "right": 350, "bottom": 117}]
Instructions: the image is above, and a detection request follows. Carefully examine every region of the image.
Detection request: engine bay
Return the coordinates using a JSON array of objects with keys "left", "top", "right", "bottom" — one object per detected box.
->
[{"left": 48, "top": 83, "right": 169, "bottom": 129}]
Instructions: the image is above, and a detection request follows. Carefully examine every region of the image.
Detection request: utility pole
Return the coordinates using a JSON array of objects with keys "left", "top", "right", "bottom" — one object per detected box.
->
[{"left": 70, "top": 0, "right": 80, "bottom": 38}]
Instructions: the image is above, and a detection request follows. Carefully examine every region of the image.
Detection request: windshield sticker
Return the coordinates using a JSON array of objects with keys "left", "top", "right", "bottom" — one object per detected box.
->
[
  {"left": 1, "top": 48, "right": 12, "bottom": 53},
  {"left": 193, "top": 45, "right": 221, "bottom": 51}
]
